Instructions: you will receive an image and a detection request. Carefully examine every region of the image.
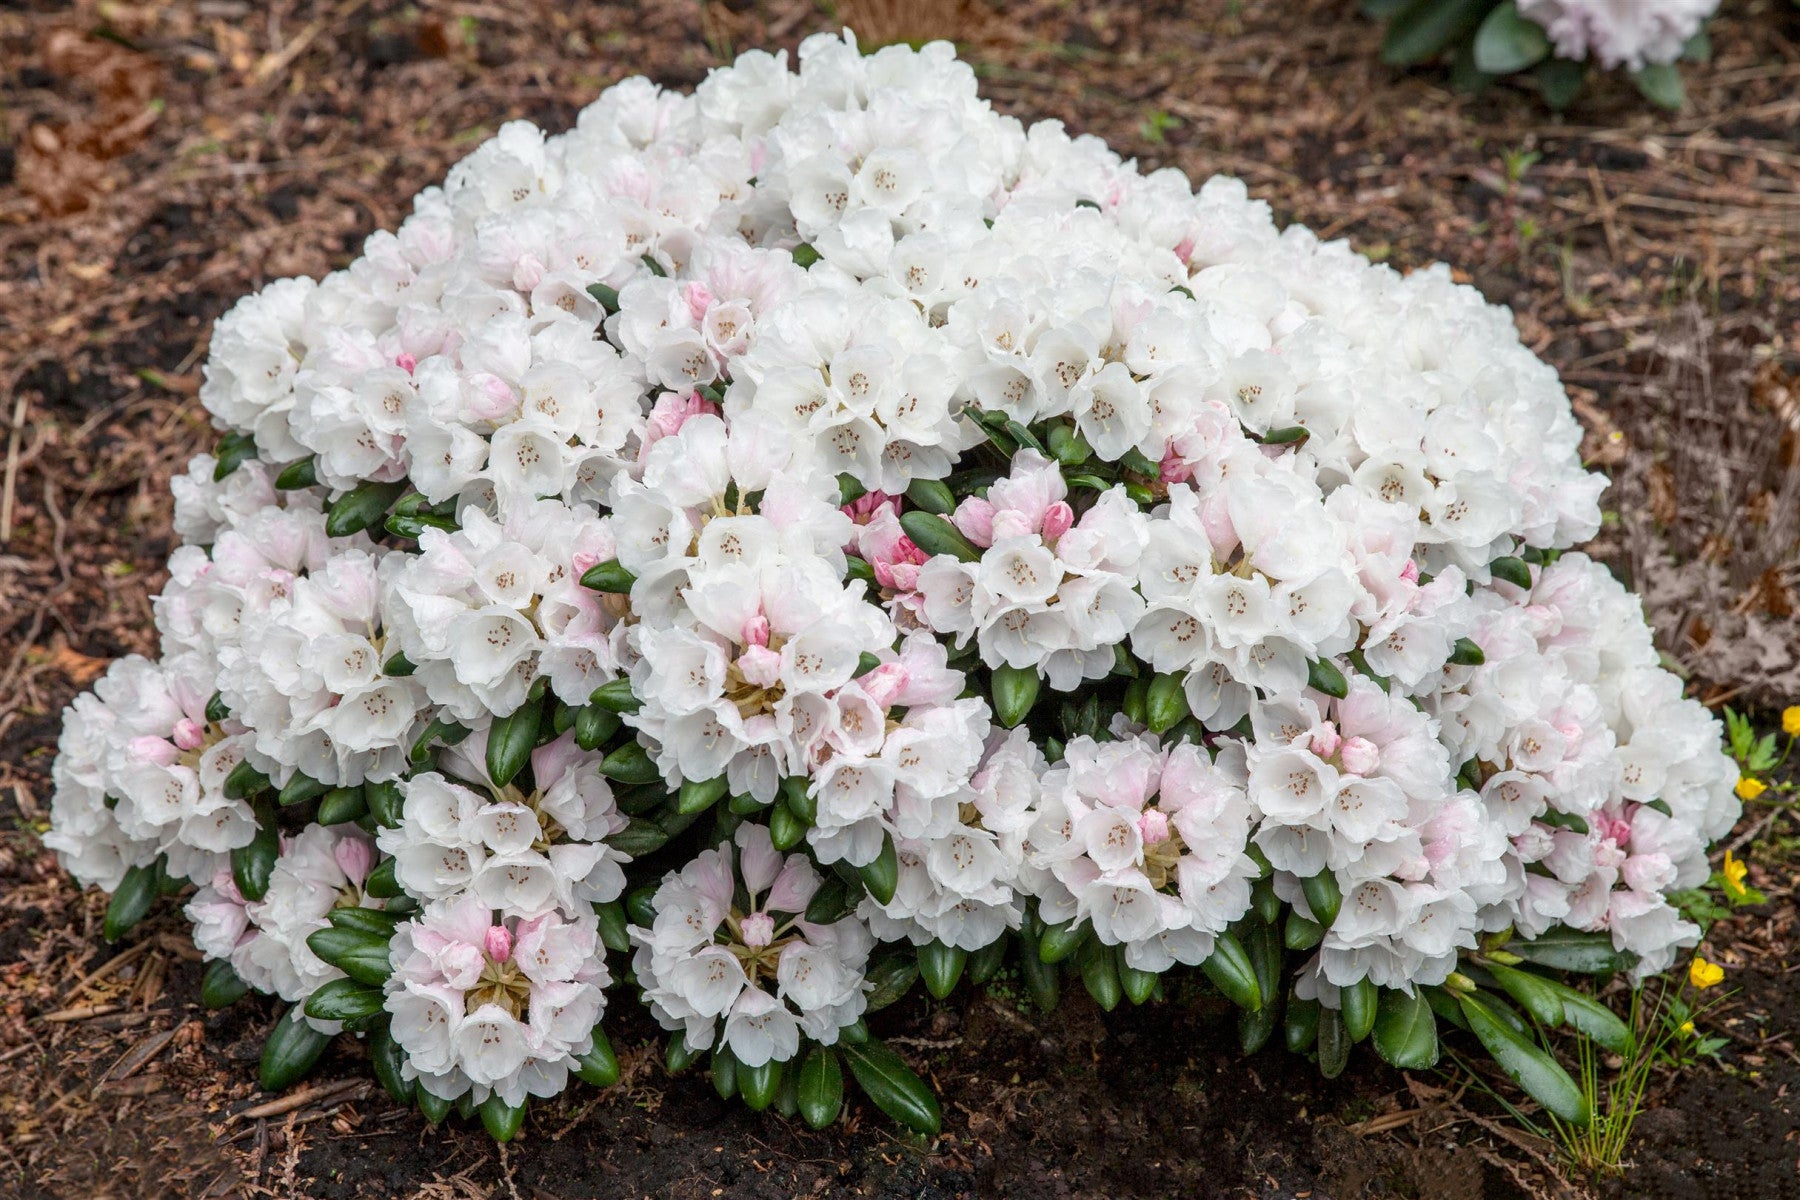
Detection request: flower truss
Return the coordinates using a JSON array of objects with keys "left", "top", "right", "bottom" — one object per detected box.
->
[{"left": 48, "top": 31, "right": 1741, "bottom": 1139}]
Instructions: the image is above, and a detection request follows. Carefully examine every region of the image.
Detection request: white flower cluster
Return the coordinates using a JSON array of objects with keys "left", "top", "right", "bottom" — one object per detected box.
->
[
  {"left": 47, "top": 34, "right": 1739, "bottom": 1114},
  {"left": 1517, "top": 0, "right": 1718, "bottom": 72}
]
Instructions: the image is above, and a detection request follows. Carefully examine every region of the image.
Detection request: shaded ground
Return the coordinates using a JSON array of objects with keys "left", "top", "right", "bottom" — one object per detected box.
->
[{"left": 1, "top": 1, "right": 1797, "bottom": 1197}]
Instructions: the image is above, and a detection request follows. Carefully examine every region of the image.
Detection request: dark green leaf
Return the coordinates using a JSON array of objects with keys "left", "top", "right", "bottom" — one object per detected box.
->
[
  {"left": 1341, "top": 977, "right": 1379, "bottom": 1042},
  {"left": 1017, "top": 925, "right": 1060, "bottom": 1012},
  {"left": 1285, "top": 994, "right": 1321, "bottom": 1053},
  {"left": 580, "top": 559, "right": 637, "bottom": 593},
  {"left": 739, "top": 1057, "right": 783, "bottom": 1112},
  {"left": 260, "top": 1007, "right": 333, "bottom": 1092},
  {"left": 1079, "top": 943, "right": 1122, "bottom": 1012},
  {"left": 104, "top": 861, "right": 159, "bottom": 942},
  {"left": 842, "top": 1038, "right": 942, "bottom": 1135},
  {"left": 769, "top": 802, "right": 807, "bottom": 851},
  {"left": 274, "top": 456, "right": 318, "bottom": 490},
  {"left": 798, "top": 1045, "right": 844, "bottom": 1129},
  {"left": 1632, "top": 63, "right": 1685, "bottom": 111},
  {"left": 570, "top": 1027, "right": 620, "bottom": 1087},
  {"left": 305, "top": 977, "right": 386, "bottom": 1022},
  {"left": 1373, "top": 987, "right": 1441, "bottom": 1069},
  {"left": 791, "top": 243, "right": 821, "bottom": 268},
  {"left": 918, "top": 941, "right": 968, "bottom": 1000},
  {"left": 863, "top": 954, "right": 920, "bottom": 1013},
  {"left": 327, "top": 906, "right": 404, "bottom": 937},
  {"left": 1487, "top": 961, "right": 1565, "bottom": 1026},
  {"left": 858, "top": 835, "right": 899, "bottom": 906},
  {"left": 1201, "top": 931, "right": 1262, "bottom": 1012},
  {"left": 486, "top": 698, "right": 543, "bottom": 788},
  {"left": 610, "top": 817, "right": 672, "bottom": 858},
  {"left": 678, "top": 776, "right": 730, "bottom": 816},
  {"left": 780, "top": 775, "right": 817, "bottom": 825},
  {"left": 202, "top": 958, "right": 251, "bottom": 1008},
  {"left": 1285, "top": 912, "right": 1324, "bottom": 951},
  {"left": 600, "top": 740, "right": 661, "bottom": 786},
  {"left": 905, "top": 477, "right": 956, "bottom": 515},
  {"left": 417, "top": 1088, "right": 452, "bottom": 1124},
  {"left": 710, "top": 1045, "right": 738, "bottom": 1099},
  {"left": 967, "top": 937, "right": 1007, "bottom": 987},
  {"left": 1037, "top": 919, "right": 1089, "bottom": 965},
  {"left": 1316, "top": 1004, "right": 1351, "bottom": 1079},
  {"left": 665, "top": 1029, "right": 699, "bottom": 1073},
  {"left": 409, "top": 716, "right": 470, "bottom": 766},
  {"left": 991, "top": 664, "right": 1041, "bottom": 729},
  {"left": 1380, "top": 0, "right": 1493, "bottom": 67},
  {"left": 1473, "top": 1, "right": 1550, "bottom": 73},
  {"left": 1302, "top": 871, "right": 1342, "bottom": 929},
  {"left": 1145, "top": 671, "right": 1190, "bottom": 734},
  {"left": 479, "top": 1093, "right": 527, "bottom": 1142},
  {"left": 804, "top": 875, "right": 856, "bottom": 925},
  {"left": 1459, "top": 993, "right": 1588, "bottom": 1124},
  {"left": 224, "top": 758, "right": 271, "bottom": 800},
  {"left": 586, "top": 281, "right": 620, "bottom": 311},
  {"left": 1448, "top": 636, "right": 1486, "bottom": 666},
  {"left": 1535, "top": 57, "right": 1589, "bottom": 110},
  {"left": 575, "top": 704, "right": 622, "bottom": 751},
  {"left": 1306, "top": 657, "right": 1349, "bottom": 700},
  {"left": 213, "top": 431, "right": 259, "bottom": 480},
  {"left": 898, "top": 511, "right": 981, "bottom": 563},
  {"left": 232, "top": 808, "right": 279, "bottom": 902},
  {"left": 317, "top": 786, "right": 367, "bottom": 826},
  {"left": 370, "top": 1023, "right": 413, "bottom": 1103},
  {"left": 1507, "top": 929, "right": 1637, "bottom": 975},
  {"left": 306, "top": 927, "right": 394, "bottom": 987},
  {"left": 1489, "top": 555, "right": 1533, "bottom": 589},
  {"left": 593, "top": 900, "right": 630, "bottom": 954},
  {"left": 364, "top": 780, "right": 404, "bottom": 828},
  {"left": 363, "top": 857, "right": 402, "bottom": 900},
  {"left": 325, "top": 480, "right": 410, "bottom": 539}
]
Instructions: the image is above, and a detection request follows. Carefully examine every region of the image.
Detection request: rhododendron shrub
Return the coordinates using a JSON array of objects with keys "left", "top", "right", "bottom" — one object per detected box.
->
[
  {"left": 1365, "top": 0, "right": 1718, "bottom": 110},
  {"left": 48, "top": 33, "right": 1740, "bottom": 1138}
]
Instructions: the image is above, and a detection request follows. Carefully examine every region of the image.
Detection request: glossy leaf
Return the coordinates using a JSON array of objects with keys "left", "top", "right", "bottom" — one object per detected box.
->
[
  {"left": 1459, "top": 993, "right": 1588, "bottom": 1125},
  {"left": 842, "top": 1038, "right": 942, "bottom": 1136}
]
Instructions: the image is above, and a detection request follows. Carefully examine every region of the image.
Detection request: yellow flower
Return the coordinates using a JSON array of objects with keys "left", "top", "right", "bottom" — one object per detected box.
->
[
  {"left": 1785, "top": 706, "right": 1800, "bottom": 738},
  {"left": 1735, "top": 775, "right": 1767, "bottom": 801},
  {"left": 1722, "top": 850, "right": 1749, "bottom": 901},
  {"left": 1689, "top": 956, "right": 1725, "bottom": 989},
  {"left": 1679, "top": 1020, "right": 1696, "bottom": 1036}
]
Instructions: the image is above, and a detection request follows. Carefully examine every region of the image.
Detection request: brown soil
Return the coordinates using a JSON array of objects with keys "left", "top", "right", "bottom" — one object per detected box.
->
[{"left": 2, "top": 2, "right": 1797, "bottom": 1198}]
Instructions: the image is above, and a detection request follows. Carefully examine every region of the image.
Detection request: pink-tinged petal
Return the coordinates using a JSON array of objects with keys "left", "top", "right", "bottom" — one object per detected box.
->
[
  {"left": 763, "top": 856, "right": 821, "bottom": 915},
  {"left": 952, "top": 496, "right": 996, "bottom": 547},
  {"left": 333, "top": 836, "right": 374, "bottom": 887},
  {"left": 735, "top": 822, "right": 782, "bottom": 897}
]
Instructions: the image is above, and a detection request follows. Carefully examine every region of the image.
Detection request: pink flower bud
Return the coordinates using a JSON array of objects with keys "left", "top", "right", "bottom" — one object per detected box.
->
[
  {"left": 466, "top": 373, "right": 519, "bottom": 422},
  {"left": 127, "top": 735, "right": 180, "bottom": 767},
  {"left": 735, "top": 644, "right": 782, "bottom": 688},
  {"left": 395, "top": 352, "right": 417, "bottom": 375},
  {"left": 572, "top": 550, "right": 601, "bottom": 575},
  {"left": 1309, "top": 721, "right": 1342, "bottom": 759},
  {"left": 1040, "top": 501, "right": 1075, "bottom": 543},
  {"left": 682, "top": 281, "right": 716, "bottom": 322},
  {"left": 334, "top": 838, "right": 375, "bottom": 887},
  {"left": 952, "top": 497, "right": 996, "bottom": 547},
  {"left": 1138, "top": 808, "right": 1171, "bottom": 845},
  {"left": 739, "top": 911, "right": 775, "bottom": 949},
  {"left": 842, "top": 491, "right": 898, "bottom": 523},
  {"left": 484, "top": 923, "right": 514, "bottom": 964},
  {"left": 859, "top": 662, "right": 909, "bottom": 709},
  {"left": 1159, "top": 450, "right": 1195, "bottom": 485},
  {"left": 741, "top": 614, "right": 770, "bottom": 648},
  {"left": 1339, "top": 736, "right": 1380, "bottom": 776},
  {"left": 172, "top": 718, "right": 206, "bottom": 751},
  {"left": 1400, "top": 560, "right": 1420, "bottom": 584},
  {"left": 1173, "top": 235, "right": 1196, "bottom": 265}
]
